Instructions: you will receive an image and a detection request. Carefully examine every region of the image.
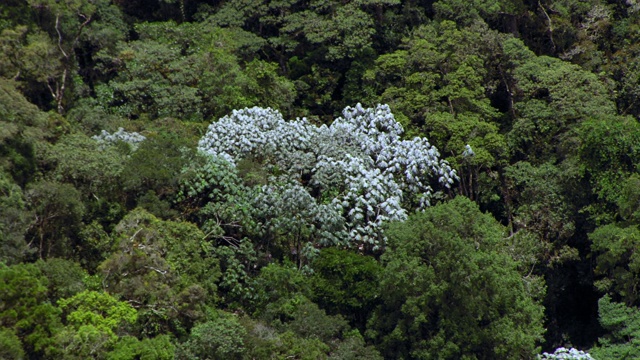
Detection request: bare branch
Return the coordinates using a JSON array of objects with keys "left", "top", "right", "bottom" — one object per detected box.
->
[
  {"left": 144, "top": 266, "right": 168, "bottom": 276},
  {"left": 72, "top": 12, "right": 92, "bottom": 50},
  {"left": 538, "top": 1, "right": 556, "bottom": 52},
  {"left": 54, "top": 14, "right": 68, "bottom": 59},
  {"left": 130, "top": 228, "right": 144, "bottom": 242}
]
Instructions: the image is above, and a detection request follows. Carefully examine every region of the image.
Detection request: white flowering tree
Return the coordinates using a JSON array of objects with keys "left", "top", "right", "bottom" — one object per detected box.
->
[
  {"left": 538, "top": 347, "right": 594, "bottom": 360},
  {"left": 92, "top": 127, "right": 146, "bottom": 150},
  {"left": 197, "top": 104, "right": 459, "bottom": 251}
]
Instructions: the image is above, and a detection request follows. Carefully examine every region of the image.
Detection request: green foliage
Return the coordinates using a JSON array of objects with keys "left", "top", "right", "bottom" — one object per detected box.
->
[
  {"left": 329, "top": 331, "right": 384, "bottom": 360},
  {"left": 0, "top": 262, "right": 62, "bottom": 356},
  {"left": 0, "top": 78, "right": 46, "bottom": 130},
  {"left": 15, "top": 0, "right": 104, "bottom": 113},
  {"left": 240, "top": 312, "right": 356, "bottom": 360},
  {"left": 590, "top": 224, "right": 640, "bottom": 305},
  {"left": 433, "top": 0, "right": 525, "bottom": 25},
  {"left": 96, "top": 22, "right": 295, "bottom": 120},
  {"left": 574, "top": 116, "right": 640, "bottom": 218},
  {"left": 363, "top": 21, "right": 506, "bottom": 201},
  {"left": 249, "top": 328, "right": 330, "bottom": 360},
  {"left": 7, "top": 0, "right": 640, "bottom": 354},
  {"left": 58, "top": 290, "right": 137, "bottom": 338},
  {"left": 176, "top": 313, "right": 246, "bottom": 360},
  {"left": 310, "top": 248, "right": 382, "bottom": 329},
  {"left": 589, "top": 295, "right": 640, "bottom": 359},
  {"left": 213, "top": 239, "right": 259, "bottom": 306},
  {"left": 508, "top": 54, "right": 615, "bottom": 163},
  {"left": 0, "top": 78, "right": 46, "bottom": 185},
  {"left": 369, "top": 196, "right": 545, "bottom": 359},
  {"left": 607, "top": 42, "right": 640, "bottom": 118},
  {"left": 0, "top": 327, "right": 25, "bottom": 360},
  {"left": 54, "top": 290, "right": 138, "bottom": 359},
  {"left": 253, "top": 262, "right": 312, "bottom": 313},
  {"left": 100, "top": 208, "right": 220, "bottom": 335},
  {"left": 0, "top": 26, "right": 63, "bottom": 108},
  {"left": 365, "top": 21, "right": 501, "bottom": 136},
  {"left": 504, "top": 161, "right": 576, "bottom": 264},
  {"left": 177, "top": 152, "right": 254, "bottom": 220},
  {"left": 281, "top": 1, "right": 379, "bottom": 61},
  {"left": 107, "top": 335, "right": 175, "bottom": 360},
  {"left": 618, "top": 174, "right": 640, "bottom": 223},
  {"left": 77, "top": 220, "right": 116, "bottom": 271},
  {"left": 120, "top": 132, "right": 190, "bottom": 200},
  {"left": 279, "top": 299, "right": 349, "bottom": 343},
  {"left": 177, "top": 154, "right": 261, "bottom": 258},
  {"left": 25, "top": 180, "right": 85, "bottom": 259},
  {"left": 207, "top": 0, "right": 398, "bottom": 109},
  {"left": 43, "top": 132, "right": 126, "bottom": 197},
  {"left": 0, "top": 171, "right": 32, "bottom": 264},
  {"left": 37, "top": 258, "right": 86, "bottom": 301}
]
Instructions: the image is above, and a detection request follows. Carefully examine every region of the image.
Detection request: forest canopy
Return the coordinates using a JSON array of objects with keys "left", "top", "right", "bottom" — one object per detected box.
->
[{"left": 3, "top": 0, "right": 640, "bottom": 359}]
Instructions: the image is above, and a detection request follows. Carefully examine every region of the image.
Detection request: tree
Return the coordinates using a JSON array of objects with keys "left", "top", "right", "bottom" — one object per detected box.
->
[
  {"left": 197, "top": 104, "right": 457, "bottom": 250},
  {"left": 25, "top": 180, "right": 85, "bottom": 259},
  {"left": 99, "top": 208, "right": 220, "bottom": 336},
  {"left": 119, "top": 131, "right": 189, "bottom": 206},
  {"left": 176, "top": 313, "right": 246, "bottom": 360},
  {"left": 617, "top": 174, "right": 640, "bottom": 223},
  {"left": 55, "top": 290, "right": 138, "bottom": 359},
  {"left": 279, "top": 1, "right": 384, "bottom": 61},
  {"left": 95, "top": 22, "right": 295, "bottom": 121},
  {"left": 310, "top": 248, "right": 382, "bottom": 330},
  {"left": 505, "top": 46, "right": 616, "bottom": 164},
  {"left": 252, "top": 262, "right": 313, "bottom": 314},
  {"left": 573, "top": 115, "right": 640, "bottom": 222},
  {"left": 43, "top": 132, "right": 127, "bottom": 199},
  {"left": 362, "top": 21, "right": 507, "bottom": 201},
  {"left": 0, "top": 171, "right": 33, "bottom": 264},
  {"left": 207, "top": 0, "right": 400, "bottom": 117},
  {"left": 589, "top": 295, "right": 640, "bottom": 359},
  {"left": 0, "top": 25, "right": 63, "bottom": 110},
  {"left": 369, "top": 196, "right": 545, "bottom": 359},
  {"left": 37, "top": 258, "right": 86, "bottom": 302},
  {"left": 107, "top": 335, "right": 175, "bottom": 360},
  {"left": 503, "top": 161, "right": 576, "bottom": 264},
  {"left": 329, "top": 331, "right": 384, "bottom": 360},
  {"left": 0, "top": 78, "right": 47, "bottom": 186},
  {"left": 0, "top": 262, "right": 62, "bottom": 357},
  {"left": 0, "top": 327, "right": 25, "bottom": 360},
  {"left": 432, "top": 0, "right": 526, "bottom": 27},
  {"left": 23, "top": 0, "right": 100, "bottom": 113},
  {"left": 590, "top": 224, "right": 640, "bottom": 306}
]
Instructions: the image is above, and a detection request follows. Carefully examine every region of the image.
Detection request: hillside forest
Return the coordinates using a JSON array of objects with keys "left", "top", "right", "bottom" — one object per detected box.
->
[{"left": 4, "top": 0, "right": 640, "bottom": 359}]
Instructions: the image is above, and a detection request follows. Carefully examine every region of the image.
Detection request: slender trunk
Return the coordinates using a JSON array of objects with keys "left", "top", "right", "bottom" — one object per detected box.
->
[
  {"left": 538, "top": 0, "right": 556, "bottom": 53},
  {"left": 468, "top": 170, "right": 474, "bottom": 201},
  {"left": 50, "top": 12, "right": 92, "bottom": 114},
  {"left": 39, "top": 228, "right": 44, "bottom": 259}
]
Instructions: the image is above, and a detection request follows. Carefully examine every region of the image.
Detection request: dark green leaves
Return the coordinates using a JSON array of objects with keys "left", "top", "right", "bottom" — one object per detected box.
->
[{"left": 370, "top": 197, "right": 545, "bottom": 359}]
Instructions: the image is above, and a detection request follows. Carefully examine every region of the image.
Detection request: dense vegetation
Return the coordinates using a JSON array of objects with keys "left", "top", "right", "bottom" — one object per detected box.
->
[{"left": 3, "top": 0, "right": 640, "bottom": 358}]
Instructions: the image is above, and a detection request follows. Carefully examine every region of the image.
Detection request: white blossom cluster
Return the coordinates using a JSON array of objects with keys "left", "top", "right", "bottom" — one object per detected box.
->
[
  {"left": 198, "top": 104, "right": 458, "bottom": 249},
  {"left": 321, "top": 104, "right": 456, "bottom": 203},
  {"left": 324, "top": 154, "right": 405, "bottom": 246},
  {"left": 197, "top": 107, "right": 317, "bottom": 170},
  {"left": 92, "top": 127, "right": 146, "bottom": 150},
  {"left": 538, "top": 347, "right": 594, "bottom": 360}
]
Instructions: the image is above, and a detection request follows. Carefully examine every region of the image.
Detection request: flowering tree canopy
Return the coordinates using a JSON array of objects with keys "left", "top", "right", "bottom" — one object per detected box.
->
[
  {"left": 197, "top": 104, "right": 459, "bottom": 249},
  {"left": 92, "top": 127, "right": 146, "bottom": 150}
]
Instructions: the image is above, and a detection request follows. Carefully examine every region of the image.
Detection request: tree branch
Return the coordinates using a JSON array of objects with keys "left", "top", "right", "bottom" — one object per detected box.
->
[
  {"left": 538, "top": 1, "right": 556, "bottom": 52},
  {"left": 54, "top": 14, "right": 68, "bottom": 59}
]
